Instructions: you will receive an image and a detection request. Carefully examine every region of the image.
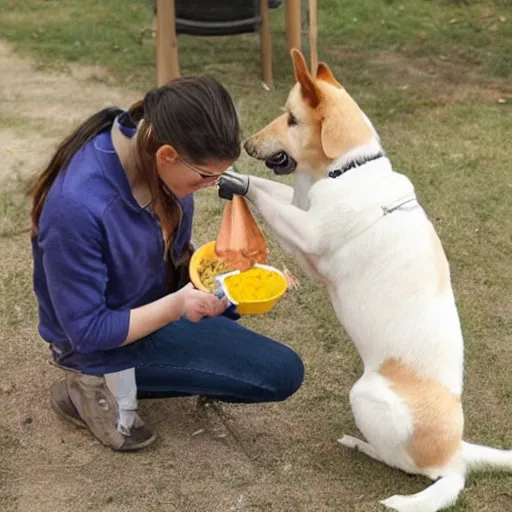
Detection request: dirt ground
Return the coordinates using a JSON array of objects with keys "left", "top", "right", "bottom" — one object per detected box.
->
[{"left": 1, "top": 42, "right": 511, "bottom": 512}]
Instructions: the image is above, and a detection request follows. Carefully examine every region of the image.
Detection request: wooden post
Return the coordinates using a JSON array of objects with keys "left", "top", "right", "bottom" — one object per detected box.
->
[
  {"left": 259, "top": 0, "right": 273, "bottom": 89},
  {"left": 285, "top": 0, "right": 302, "bottom": 51},
  {"left": 156, "top": 0, "right": 180, "bottom": 87},
  {"left": 308, "top": 0, "right": 318, "bottom": 74}
]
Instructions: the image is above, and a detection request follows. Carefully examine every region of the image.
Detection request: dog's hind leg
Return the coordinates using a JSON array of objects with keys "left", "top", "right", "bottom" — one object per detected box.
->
[
  {"left": 347, "top": 368, "right": 466, "bottom": 512},
  {"left": 380, "top": 472, "right": 465, "bottom": 512},
  {"left": 343, "top": 374, "right": 420, "bottom": 475},
  {"left": 338, "top": 435, "right": 383, "bottom": 463}
]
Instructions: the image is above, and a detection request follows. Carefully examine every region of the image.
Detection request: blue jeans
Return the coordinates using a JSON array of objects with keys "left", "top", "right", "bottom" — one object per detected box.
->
[{"left": 53, "top": 316, "right": 304, "bottom": 404}]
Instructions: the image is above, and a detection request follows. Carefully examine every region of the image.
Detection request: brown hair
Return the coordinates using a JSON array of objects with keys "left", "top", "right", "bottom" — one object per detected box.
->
[
  {"left": 30, "top": 76, "right": 241, "bottom": 256},
  {"left": 133, "top": 76, "right": 241, "bottom": 254}
]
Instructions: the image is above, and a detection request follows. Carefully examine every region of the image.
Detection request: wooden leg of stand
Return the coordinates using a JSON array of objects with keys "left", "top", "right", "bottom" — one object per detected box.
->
[
  {"left": 308, "top": 0, "right": 318, "bottom": 74},
  {"left": 259, "top": 0, "right": 273, "bottom": 89},
  {"left": 156, "top": 0, "right": 179, "bottom": 86},
  {"left": 285, "top": 0, "right": 302, "bottom": 52}
]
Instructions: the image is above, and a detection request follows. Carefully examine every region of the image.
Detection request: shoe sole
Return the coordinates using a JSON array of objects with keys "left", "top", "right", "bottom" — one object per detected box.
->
[{"left": 116, "top": 431, "right": 158, "bottom": 452}]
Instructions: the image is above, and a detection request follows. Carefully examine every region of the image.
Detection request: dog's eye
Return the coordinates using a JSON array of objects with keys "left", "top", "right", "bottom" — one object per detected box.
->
[{"left": 287, "top": 113, "right": 298, "bottom": 126}]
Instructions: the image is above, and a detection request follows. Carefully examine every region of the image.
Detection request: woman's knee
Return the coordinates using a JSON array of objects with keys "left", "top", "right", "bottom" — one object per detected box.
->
[{"left": 267, "top": 345, "right": 305, "bottom": 402}]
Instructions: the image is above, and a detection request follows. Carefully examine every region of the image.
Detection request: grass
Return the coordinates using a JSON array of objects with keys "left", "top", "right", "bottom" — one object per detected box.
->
[
  {"left": 1, "top": 0, "right": 512, "bottom": 86},
  {"left": 1, "top": 0, "right": 511, "bottom": 511}
]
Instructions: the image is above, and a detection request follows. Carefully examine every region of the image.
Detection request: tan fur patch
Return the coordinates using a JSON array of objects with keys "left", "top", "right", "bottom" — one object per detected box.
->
[
  {"left": 317, "top": 84, "right": 374, "bottom": 159},
  {"left": 379, "top": 358, "right": 463, "bottom": 470},
  {"left": 291, "top": 48, "right": 320, "bottom": 108}
]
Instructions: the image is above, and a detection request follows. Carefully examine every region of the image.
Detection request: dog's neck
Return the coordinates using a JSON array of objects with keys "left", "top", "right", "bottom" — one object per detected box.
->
[
  {"left": 326, "top": 139, "right": 384, "bottom": 178},
  {"left": 328, "top": 151, "right": 385, "bottom": 178},
  {"left": 291, "top": 139, "right": 385, "bottom": 210},
  {"left": 292, "top": 172, "right": 315, "bottom": 210}
]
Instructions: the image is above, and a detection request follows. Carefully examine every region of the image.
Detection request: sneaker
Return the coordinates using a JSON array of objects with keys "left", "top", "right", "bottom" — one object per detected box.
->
[
  {"left": 50, "top": 378, "right": 86, "bottom": 429},
  {"left": 51, "top": 373, "right": 156, "bottom": 451}
]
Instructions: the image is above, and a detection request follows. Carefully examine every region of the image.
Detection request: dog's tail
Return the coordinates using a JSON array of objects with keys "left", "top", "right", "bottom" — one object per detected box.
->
[
  {"left": 462, "top": 441, "right": 512, "bottom": 471},
  {"left": 380, "top": 473, "right": 465, "bottom": 512},
  {"left": 380, "top": 442, "right": 512, "bottom": 511}
]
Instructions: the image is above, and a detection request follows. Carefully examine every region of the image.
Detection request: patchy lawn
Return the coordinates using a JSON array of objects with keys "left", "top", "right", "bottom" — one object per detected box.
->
[{"left": 0, "top": 1, "right": 511, "bottom": 511}]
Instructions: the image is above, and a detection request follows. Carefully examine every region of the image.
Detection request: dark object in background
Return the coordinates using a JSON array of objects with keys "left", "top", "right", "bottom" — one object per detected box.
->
[
  {"left": 154, "top": 1, "right": 281, "bottom": 37},
  {"left": 175, "top": 0, "right": 260, "bottom": 36}
]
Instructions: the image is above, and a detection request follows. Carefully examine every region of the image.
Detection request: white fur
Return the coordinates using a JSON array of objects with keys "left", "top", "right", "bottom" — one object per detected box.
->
[
  {"left": 326, "top": 139, "right": 382, "bottom": 175},
  {"left": 245, "top": 125, "right": 511, "bottom": 511}
]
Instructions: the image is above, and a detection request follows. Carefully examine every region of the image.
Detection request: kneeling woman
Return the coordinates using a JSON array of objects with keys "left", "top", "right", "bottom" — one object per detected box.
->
[{"left": 30, "top": 76, "right": 304, "bottom": 451}]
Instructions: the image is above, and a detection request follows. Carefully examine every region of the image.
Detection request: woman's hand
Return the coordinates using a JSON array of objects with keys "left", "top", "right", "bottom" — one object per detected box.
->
[
  {"left": 122, "top": 283, "right": 227, "bottom": 346},
  {"left": 175, "top": 283, "right": 227, "bottom": 322}
]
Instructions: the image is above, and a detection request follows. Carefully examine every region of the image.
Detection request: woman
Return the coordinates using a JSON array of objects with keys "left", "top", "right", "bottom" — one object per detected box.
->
[{"left": 30, "top": 76, "right": 304, "bottom": 451}]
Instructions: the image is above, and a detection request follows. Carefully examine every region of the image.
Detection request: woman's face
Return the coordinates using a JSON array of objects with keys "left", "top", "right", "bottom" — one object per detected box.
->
[{"left": 156, "top": 145, "right": 235, "bottom": 198}]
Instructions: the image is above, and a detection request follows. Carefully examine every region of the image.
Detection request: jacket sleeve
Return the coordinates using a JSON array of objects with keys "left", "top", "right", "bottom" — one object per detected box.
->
[{"left": 39, "top": 197, "right": 130, "bottom": 354}]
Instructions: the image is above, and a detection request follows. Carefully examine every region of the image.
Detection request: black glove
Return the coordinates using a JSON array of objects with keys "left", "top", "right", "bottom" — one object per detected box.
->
[{"left": 217, "top": 168, "right": 250, "bottom": 200}]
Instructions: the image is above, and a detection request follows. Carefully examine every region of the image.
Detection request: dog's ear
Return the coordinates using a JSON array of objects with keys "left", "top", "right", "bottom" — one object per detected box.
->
[
  {"left": 316, "top": 62, "right": 343, "bottom": 89},
  {"left": 291, "top": 48, "right": 320, "bottom": 108},
  {"left": 321, "top": 99, "right": 374, "bottom": 159},
  {"left": 321, "top": 110, "right": 344, "bottom": 159}
]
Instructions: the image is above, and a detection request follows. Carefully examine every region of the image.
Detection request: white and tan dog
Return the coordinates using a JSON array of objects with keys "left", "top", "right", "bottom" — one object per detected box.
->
[{"left": 240, "top": 50, "right": 512, "bottom": 511}]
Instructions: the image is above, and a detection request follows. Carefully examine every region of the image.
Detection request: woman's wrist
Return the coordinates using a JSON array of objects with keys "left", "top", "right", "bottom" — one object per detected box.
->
[
  {"left": 165, "top": 290, "right": 185, "bottom": 321},
  {"left": 122, "top": 291, "right": 185, "bottom": 346}
]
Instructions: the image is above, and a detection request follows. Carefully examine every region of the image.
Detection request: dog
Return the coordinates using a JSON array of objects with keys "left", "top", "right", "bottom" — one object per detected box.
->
[{"left": 239, "top": 49, "right": 512, "bottom": 512}]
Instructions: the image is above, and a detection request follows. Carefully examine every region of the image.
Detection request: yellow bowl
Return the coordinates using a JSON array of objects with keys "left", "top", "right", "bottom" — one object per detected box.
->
[
  {"left": 189, "top": 241, "right": 220, "bottom": 292},
  {"left": 218, "top": 264, "right": 288, "bottom": 315},
  {"left": 189, "top": 241, "right": 287, "bottom": 315}
]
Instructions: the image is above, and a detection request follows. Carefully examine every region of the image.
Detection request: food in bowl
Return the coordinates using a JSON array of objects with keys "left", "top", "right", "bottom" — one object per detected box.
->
[
  {"left": 223, "top": 267, "right": 286, "bottom": 302},
  {"left": 196, "top": 257, "right": 232, "bottom": 293}
]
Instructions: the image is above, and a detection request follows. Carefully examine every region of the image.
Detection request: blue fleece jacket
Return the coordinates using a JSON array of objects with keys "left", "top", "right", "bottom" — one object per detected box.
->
[{"left": 32, "top": 113, "right": 193, "bottom": 368}]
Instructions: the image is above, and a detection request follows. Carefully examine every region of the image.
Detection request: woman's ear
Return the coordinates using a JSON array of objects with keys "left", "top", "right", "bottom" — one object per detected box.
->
[{"left": 156, "top": 144, "right": 178, "bottom": 165}]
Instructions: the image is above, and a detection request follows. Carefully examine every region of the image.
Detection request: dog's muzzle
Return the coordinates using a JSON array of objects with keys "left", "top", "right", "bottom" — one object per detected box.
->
[{"left": 264, "top": 152, "right": 297, "bottom": 175}]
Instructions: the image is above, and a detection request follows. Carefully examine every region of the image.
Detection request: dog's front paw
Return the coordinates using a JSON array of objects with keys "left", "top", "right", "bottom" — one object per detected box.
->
[
  {"left": 380, "top": 495, "right": 415, "bottom": 512},
  {"left": 217, "top": 168, "right": 250, "bottom": 200}
]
